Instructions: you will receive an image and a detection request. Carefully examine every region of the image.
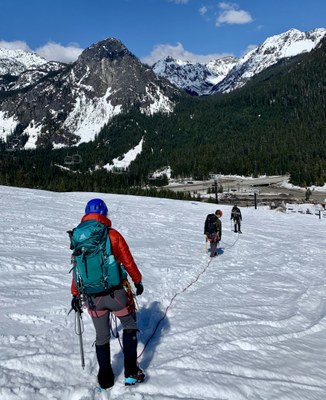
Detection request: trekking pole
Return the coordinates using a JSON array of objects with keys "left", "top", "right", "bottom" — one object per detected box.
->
[
  {"left": 69, "top": 296, "right": 85, "bottom": 369},
  {"left": 75, "top": 307, "right": 85, "bottom": 369}
]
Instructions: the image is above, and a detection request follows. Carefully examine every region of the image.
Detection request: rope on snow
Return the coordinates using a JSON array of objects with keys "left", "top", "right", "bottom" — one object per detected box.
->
[{"left": 113, "top": 234, "right": 240, "bottom": 359}]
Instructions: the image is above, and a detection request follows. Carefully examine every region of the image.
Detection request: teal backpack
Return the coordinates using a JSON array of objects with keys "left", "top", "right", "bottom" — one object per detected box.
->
[{"left": 69, "top": 220, "right": 127, "bottom": 295}]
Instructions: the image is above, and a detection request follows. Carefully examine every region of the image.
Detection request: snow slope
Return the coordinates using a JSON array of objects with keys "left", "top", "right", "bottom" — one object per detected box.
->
[
  {"left": 0, "top": 185, "right": 326, "bottom": 400},
  {"left": 0, "top": 48, "right": 47, "bottom": 75}
]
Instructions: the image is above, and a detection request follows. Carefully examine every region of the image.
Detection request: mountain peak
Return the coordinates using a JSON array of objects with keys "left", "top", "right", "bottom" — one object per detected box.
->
[
  {"left": 0, "top": 37, "right": 178, "bottom": 149},
  {"left": 78, "top": 37, "right": 132, "bottom": 63}
]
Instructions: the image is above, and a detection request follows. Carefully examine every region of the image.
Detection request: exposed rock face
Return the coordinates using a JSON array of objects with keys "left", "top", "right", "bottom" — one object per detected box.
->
[{"left": 0, "top": 38, "right": 179, "bottom": 148}]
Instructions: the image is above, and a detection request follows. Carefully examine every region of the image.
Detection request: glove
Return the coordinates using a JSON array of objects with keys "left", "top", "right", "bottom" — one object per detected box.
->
[
  {"left": 71, "top": 296, "right": 82, "bottom": 313},
  {"left": 135, "top": 282, "right": 144, "bottom": 296}
]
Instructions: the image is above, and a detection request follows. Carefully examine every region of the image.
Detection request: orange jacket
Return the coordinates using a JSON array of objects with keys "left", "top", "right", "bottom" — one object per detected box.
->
[{"left": 71, "top": 213, "right": 142, "bottom": 296}]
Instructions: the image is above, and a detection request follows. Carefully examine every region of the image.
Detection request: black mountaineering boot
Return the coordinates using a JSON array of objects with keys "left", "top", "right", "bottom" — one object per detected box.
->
[
  {"left": 95, "top": 343, "right": 115, "bottom": 389},
  {"left": 123, "top": 329, "right": 145, "bottom": 385}
]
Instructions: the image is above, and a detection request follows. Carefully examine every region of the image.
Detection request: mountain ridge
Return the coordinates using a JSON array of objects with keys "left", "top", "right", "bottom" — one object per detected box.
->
[
  {"left": 153, "top": 28, "right": 326, "bottom": 95},
  {"left": 0, "top": 28, "right": 325, "bottom": 190},
  {"left": 0, "top": 37, "right": 325, "bottom": 190}
]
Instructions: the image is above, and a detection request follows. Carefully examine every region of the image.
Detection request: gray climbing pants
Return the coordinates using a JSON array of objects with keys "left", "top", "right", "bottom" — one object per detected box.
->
[{"left": 86, "top": 287, "right": 137, "bottom": 346}]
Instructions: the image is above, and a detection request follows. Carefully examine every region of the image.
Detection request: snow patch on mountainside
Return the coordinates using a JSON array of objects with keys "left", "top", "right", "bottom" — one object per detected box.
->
[
  {"left": 141, "top": 85, "right": 175, "bottom": 115},
  {"left": 63, "top": 88, "right": 122, "bottom": 143},
  {"left": 0, "top": 111, "right": 18, "bottom": 141},
  {"left": 104, "top": 137, "right": 144, "bottom": 171},
  {"left": 24, "top": 121, "right": 45, "bottom": 149},
  {"left": 206, "top": 57, "right": 238, "bottom": 85},
  {"left": 151, "top": 166, "right": 172, "bottom": 179}
]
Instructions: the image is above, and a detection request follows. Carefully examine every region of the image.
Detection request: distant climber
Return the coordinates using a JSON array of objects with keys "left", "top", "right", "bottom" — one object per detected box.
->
[
  {"left": 305, "top": 188, "right": 312, "bottom": 202},
  {"left": 231, "top": 205, "right": 242, "bottom": 233},
  {"left": 204, "top": 210, "right": 223, "bottom": 257}
]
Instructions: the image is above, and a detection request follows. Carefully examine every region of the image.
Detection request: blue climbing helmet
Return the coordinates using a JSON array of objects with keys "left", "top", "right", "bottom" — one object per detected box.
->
[{"left": 85, "top": 198, "right": 108, "bottom": 216}]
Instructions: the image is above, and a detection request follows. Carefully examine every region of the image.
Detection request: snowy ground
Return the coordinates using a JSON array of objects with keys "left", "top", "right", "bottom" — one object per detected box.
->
[{"left": 0, "top": 185, "right": 326, "bottom": 400}]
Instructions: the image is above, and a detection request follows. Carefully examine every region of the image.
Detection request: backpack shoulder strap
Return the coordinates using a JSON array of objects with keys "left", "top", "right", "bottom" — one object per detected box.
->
[{"left": 104, "top": 228, "right": 113, "bottom": 257}]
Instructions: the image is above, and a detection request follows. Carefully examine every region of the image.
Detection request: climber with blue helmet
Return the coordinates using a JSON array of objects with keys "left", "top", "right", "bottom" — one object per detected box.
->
[
  {"left": 84, "top": 198, "right": 108, "bottom": 215},
  {"left": 69, "top": 198, "right": 145, "bottom": 388}
]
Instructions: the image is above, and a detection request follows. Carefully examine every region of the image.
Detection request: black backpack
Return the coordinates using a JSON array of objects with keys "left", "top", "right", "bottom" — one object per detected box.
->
[
  {"left": 232, "top": 207, "right": 241, "bottom": 219},
  {"left": 205, "top": 213, "right": 217, "bottom": 234}
]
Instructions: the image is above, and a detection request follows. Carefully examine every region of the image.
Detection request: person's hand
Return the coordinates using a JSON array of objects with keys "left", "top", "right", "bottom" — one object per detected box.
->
[
  {"left": 135, "top": 282, "right": 144, "bottom": 296},
  {"left": 71, "top": 296, "right": 82, "bottom": 312}
]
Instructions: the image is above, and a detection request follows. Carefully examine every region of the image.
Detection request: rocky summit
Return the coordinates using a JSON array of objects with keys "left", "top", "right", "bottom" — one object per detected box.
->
[{"left": 0, "top": 38, "right": 179, "bottom": 149}]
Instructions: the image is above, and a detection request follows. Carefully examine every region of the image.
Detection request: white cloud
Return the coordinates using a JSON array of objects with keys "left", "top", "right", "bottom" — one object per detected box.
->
[
  {"left": 216, "top": 2, "right": 253, "bottom": 27},
  {"left": 199, "top": 6, "right": 208, "bottom": 16},
  {"left": 0, "top": 39, "right": 83, "bottom": 63},
  {"left": 0, "top": 40, "right": 32, "bottom": 52},
  {"left": 35, "top": 42, "right": 83, "bottom": 63},
  {"left": 141, "top": 42, "right": 233, "bottom": 65},
  {"left": 218, "top": 2, "right": 234, "bottom": 10}
]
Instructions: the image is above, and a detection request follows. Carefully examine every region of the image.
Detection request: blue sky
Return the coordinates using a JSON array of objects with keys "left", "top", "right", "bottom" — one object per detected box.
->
[{"left": 0, "top": 0, "right": 325, "bottom": 64}]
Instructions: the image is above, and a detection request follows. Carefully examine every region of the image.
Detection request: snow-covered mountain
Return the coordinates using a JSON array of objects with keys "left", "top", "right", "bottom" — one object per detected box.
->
[
  {"left": 153, "top": 28, "right": 326, "bottom": 96},
  {"left": 0, "top": 48, "right": 65, "bottom": 92},
  {"left": 0, "top": 38, "right": 179, "bottom": 149},
  {"left": 0, "top": 47, "right": 48, "bottom": 75},
  {"left": 152, "top": 56, "right": 237, "bottom": 96},
  {"left": 0, "top": 28, "right": 325, "bottom": 151},
  {"left": 212, "top": 28, "right": 326, "bottom": 93}
]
